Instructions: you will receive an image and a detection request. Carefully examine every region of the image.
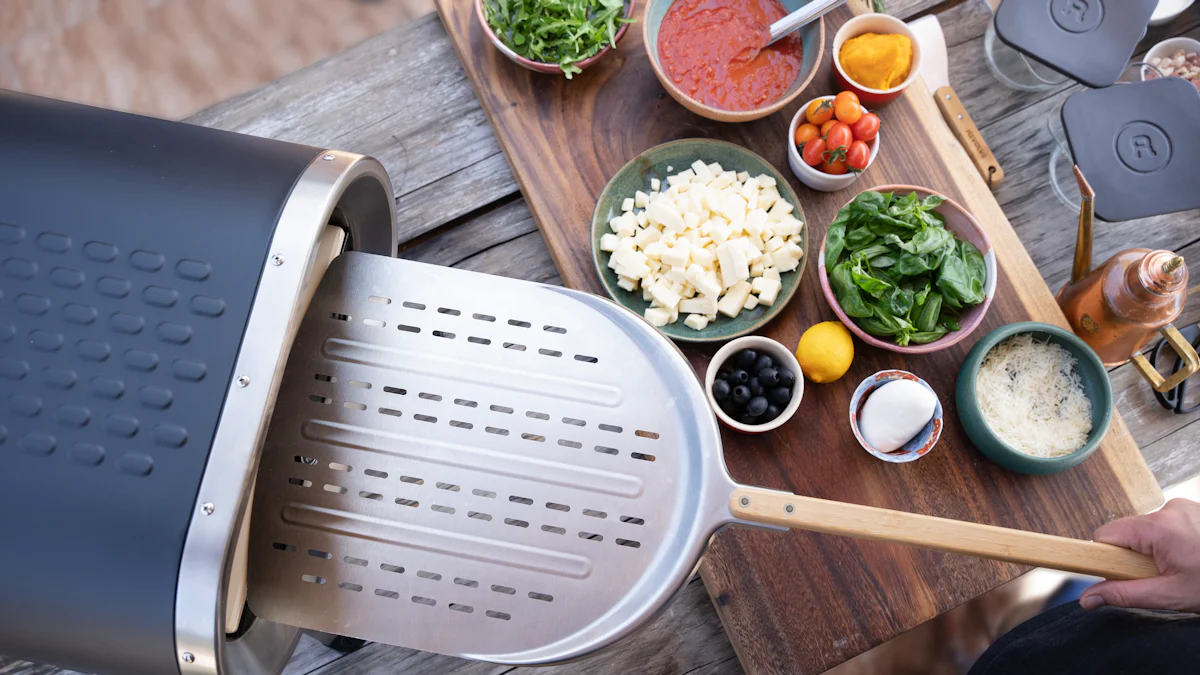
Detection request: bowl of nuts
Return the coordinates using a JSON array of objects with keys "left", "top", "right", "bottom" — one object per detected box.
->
[{"left": 1143, "top": 37, "right": 1200, "bottom": 91}]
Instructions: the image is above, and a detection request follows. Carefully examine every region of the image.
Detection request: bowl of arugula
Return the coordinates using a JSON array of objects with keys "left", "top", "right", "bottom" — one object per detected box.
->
[
  {"left": 818, "top": 187, "right": 996, "bottom": 354},
  {"left": 477, "top": 0, "right": 636, "bottom": 77}
]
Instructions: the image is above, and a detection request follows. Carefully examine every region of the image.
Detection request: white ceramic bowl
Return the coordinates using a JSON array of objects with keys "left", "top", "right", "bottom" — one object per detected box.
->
[
  {"left": 832, "top": 13, "right": 922, "bottom": 107},
  {"left": 787, "top": 96, "right": 880, "bottom": 193},
  {"left": 1150, "top": 0, "right": 1195, "bottom": 26},
  {"left": 704, "top": 336, "right": 804, "bottom": 434},
  {"left": 1142, "top": 36, "right": 1200, "bottom": 80}
]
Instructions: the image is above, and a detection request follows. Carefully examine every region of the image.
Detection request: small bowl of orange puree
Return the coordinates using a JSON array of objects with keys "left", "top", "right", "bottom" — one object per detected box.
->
[
  {"left": 645, "top": 0, "right": 825, "bottom": 122},
  {"left": 832, "top": 13, "right": 922, "bottom": 107}
]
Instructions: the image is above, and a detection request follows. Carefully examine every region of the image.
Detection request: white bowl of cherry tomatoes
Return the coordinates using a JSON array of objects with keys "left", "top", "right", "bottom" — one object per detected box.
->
[{"left": 787, "top": 90, "right": 880, "bottom": 193}]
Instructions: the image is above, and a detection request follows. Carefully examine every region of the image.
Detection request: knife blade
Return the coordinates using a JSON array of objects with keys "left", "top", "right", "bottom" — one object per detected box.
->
[{"left": 908, "top": 15, "right": 1004, "bottom": 187}]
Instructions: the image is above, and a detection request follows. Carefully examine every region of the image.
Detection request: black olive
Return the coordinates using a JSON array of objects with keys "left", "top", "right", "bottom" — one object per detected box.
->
[
  {"left": 758, "top": 367, "right": 780, "bottom": 386},
  {"left": 720, "top": 398, "right": 739, "bottom": 416},
  {"left": 737, "top": 412, "right": 757, "bottom": 425},
  {"left": 735, "top": 349, "right": 758, "bottom": 370},
  {"left": 764, "top": 403, "right": 781, "bottom": 421},
  {"left": 749, "top": 378, "right": 764, "bottom": 396},
  {"left": 712, "top": 379, "right": 731, "bottom": 400},
  {"left": 731, "top": 385, "right": 751, "bottom": 405},
  {"left": 778, "top": 368, "right": 796, "bottom": 388},
  {"left": 753, "top": 354, "right": 774, "bottom": 373},
  {"left": 730, "top": 369, "right": 750, "bottom": 384},
  {"left": 768, "top": 386, "right": 791, "bottom": 406},
  {"left": 746, "top": 396, "right": 769, "bottom": 417},
  {"left": 715, "top": 370, "right": 731, "bottom": 382}
]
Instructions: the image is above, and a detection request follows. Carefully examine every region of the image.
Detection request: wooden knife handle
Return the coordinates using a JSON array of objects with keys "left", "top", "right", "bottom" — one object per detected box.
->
[
  {"left": 730, "top": 487, "right": 1159, "bottom": 580},
  {"left": 933, "top": 85, "right": 1004, "bottom": 188}
]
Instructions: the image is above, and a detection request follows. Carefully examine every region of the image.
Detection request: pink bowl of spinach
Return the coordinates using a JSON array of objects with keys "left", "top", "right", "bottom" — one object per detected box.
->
[{"left": 818, "top": 186, "right": 997, "bottom": 354}]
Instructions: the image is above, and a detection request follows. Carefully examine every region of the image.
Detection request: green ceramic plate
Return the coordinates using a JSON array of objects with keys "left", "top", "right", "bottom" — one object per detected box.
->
[{"left": 591, "top": 139, "right": 808, "bottom": 343}]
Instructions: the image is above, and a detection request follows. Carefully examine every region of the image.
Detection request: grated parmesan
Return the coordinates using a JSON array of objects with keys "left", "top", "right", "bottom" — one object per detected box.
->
[{"left": 975, "top": 333, "right": 1092, "bottom": 458}]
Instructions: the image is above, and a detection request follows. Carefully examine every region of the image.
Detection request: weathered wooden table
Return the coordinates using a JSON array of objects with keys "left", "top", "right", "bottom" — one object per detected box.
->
[{"left": 4, "top": 1, "right": 1199, "bottom": 674}]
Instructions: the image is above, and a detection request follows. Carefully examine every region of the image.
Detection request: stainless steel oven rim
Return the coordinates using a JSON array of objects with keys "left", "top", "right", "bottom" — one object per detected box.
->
[{"left": 173, "top": 149, "right": 397, "bottom": 675}]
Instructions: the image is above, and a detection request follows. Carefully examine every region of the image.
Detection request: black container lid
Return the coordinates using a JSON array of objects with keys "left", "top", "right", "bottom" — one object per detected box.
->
[
  {"left": 1062, "top": 77, "right": 1200, "bottom": 222},
  {"left": 994, "top": 0, "right": 1156, "bottom": 88}
]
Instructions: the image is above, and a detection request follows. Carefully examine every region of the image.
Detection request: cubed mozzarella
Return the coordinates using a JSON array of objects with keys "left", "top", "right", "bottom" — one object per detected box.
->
[
  {"left": 744, "top": 295, "right": 760, "bottom": 310},
  {"left": 763, "top": 267, "right": 781, "bottom": 281},
  {"left": 644, "top": 307, "right": 671, "bottom": 326},
  {"left": 684, "top": 314, "right": 710, "bottom": 331},
  {"left": 617, "top": 276, "right": 639, "bottom": 292},
  {"left": 661, "top": 241, "right": 691, "bottom": 268},
  {"left": 650, "top": 177, "right": 661, "bottom": 192},
  {"left": 752, "top": 276, "right": 782, "bottom": 305},
  {"left": 765, "top": 235, "right": 786, "bottom": 253},
  {"left": 767, "top": 198, "right": 794, "bottom": 222},
  {"left": 691, "top": 160, "right": 714, "bottom": 183},
  {"left": 622, "top": 198, "right": 634, "bottom": 212},
  {"left": 709, "top": 171, "right": 736, "bottom": 190},
  {"left": 600, "top": 233, "right": 620, "bottom": 252},
  {"left": 716, "top": 241, "right": 749, "bottom": 287},
  {"left": 648, "top": 200, "right": 687, "bottom": 233},
  {"left": 680, "top": 295, "right": 718, "bottom": 315},
  {"left": 736, "top": 171, "right": 750, "bottom": 182},
  {"left": 690, "top": 247, "right": 715, "bottom": 267},
  {"left": 649, "top": 281, "right": 682, "bottom": 311},
  {"left": 717, "top": 281, "right": 752, "bottom": 318}
]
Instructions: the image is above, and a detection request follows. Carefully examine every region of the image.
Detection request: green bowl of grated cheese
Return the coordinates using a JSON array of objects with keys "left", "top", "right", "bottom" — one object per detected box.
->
[{"left": 956, "top": 322, "right": 1114, "bottom": 475}]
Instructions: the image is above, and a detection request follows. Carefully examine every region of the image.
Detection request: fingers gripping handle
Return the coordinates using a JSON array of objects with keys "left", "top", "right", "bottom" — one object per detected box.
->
[{"left": 730, "top": 487, "right": 1159, "bottom": 580}]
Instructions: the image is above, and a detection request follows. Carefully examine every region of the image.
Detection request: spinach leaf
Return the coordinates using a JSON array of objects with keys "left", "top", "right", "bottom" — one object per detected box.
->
[
  {"left": 894, "top": 251, "right": 934, "bottom": 276},
  {"left": 850, "top": 255, "right": 891, "bottom": 298},
  {"left": 825, "top": 212, "right": 850, "bottom": 269},
  {"left": 869, "top": 253, "right": 897, "bottom": 268},
  {"left": 936, "top": 248, "right": 984, "bottom": 306},
  {"left": 883, "top": 286, "right": 915, "bottom": 317},
  {"left": 914, "top": 292, "right": 942, "bottom": 332},
  {"left": 960, "top": 240, "right": 987, "bottom": 301},
  {"left": 831, "top": 261, "right": 873, "bottom": 318},
  {"left": 845, "top": 227, "right": 878, "bottom": 250},
  {"left": 910, "top": 328, "right": 949, "bottom": 344}
]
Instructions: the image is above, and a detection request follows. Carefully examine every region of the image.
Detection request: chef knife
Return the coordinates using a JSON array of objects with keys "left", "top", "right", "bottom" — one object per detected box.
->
[{"left": 908, "top": 15, "right": 1005, "bottom": 187}]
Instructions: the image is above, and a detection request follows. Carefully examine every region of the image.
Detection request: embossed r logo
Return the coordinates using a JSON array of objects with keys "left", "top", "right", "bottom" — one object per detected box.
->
[{"left": 1130, "top": 135, "right": 1157, "bottom": 160}]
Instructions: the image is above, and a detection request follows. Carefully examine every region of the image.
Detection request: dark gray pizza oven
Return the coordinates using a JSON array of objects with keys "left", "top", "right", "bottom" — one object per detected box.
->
[{"left": 0, "top": 90, "right": 397, "bottom": 675}]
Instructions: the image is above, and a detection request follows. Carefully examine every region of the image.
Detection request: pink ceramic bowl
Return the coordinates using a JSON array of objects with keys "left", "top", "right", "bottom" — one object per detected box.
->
[
  {"left": 817, "top": 185, "right": 997, "bottom": 355},
  {"left": 831, "top": 13, "right": 922, "bottom": 108},
  {"left": 475, "top": 0, "right": 636, "bottom": 74}
]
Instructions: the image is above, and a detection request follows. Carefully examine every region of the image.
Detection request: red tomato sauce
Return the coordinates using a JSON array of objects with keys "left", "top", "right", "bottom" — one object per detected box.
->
[{"left": 657, "top": 0, "right": 803, "bottom": 111}]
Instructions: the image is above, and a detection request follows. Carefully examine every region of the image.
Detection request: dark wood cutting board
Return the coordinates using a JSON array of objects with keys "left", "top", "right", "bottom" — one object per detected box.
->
[{"left": 433, "top": 0, "right": 1164, "bottom": 672}]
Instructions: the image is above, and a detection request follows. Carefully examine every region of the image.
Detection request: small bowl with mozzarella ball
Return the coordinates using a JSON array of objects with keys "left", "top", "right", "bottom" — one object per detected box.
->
[
  {"left": 706, "top": 336, "right": 804, "bottom": 433},
  {"left": 956, "top": 322, "right": 1113, "bottom": 475},
  {"left": 849, "top": 370, "right": 942, "bottom": 463}
]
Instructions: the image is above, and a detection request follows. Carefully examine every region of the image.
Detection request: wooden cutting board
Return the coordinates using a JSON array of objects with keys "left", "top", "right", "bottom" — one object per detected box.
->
[{"left": 434, "top": 0, "right": 1163, "bottom": 672}]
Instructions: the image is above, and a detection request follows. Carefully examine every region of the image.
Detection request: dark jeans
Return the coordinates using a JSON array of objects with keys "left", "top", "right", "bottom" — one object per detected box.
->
[{"left": 969, "top": 602, "right": 1200, "bottom": 674}]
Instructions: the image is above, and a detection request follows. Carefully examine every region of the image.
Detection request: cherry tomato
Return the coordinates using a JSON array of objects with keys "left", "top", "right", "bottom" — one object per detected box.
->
[
  {"left": 851, "top": 112, "right": 880, "bottom": 141},
  {"left": 805, "top": 98, "right": 834, "bottom": 126},
  {"left": 833, "top": 91, "right": 863, "bottom": 124},
  {"left": 820, "top": 119, "right": 838, "bottom": 137},
  {"left": 794, "top": 123, "right": 820, "bottom": 148},
  {"left": 820, "top": 154, "right": 848, "bottom": 175},
  {"left": 846, "top": 140, "right": 870, "bottom": 172},
  {"left": 825, "top": 122, "right": 853, "bottom": 152},
  {"left": 801, "top": 138, "right": 826, "bottom": 167}
]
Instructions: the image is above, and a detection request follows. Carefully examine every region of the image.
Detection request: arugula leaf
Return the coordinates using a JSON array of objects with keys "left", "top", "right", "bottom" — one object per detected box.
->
[{"left": 484, "top": 0, "right": 634, "bottom": 78}]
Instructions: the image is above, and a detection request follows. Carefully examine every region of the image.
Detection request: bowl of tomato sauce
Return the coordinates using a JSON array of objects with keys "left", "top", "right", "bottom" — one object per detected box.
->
[{"left": 645, "top": 0, "right": 826, "bottom": 122}]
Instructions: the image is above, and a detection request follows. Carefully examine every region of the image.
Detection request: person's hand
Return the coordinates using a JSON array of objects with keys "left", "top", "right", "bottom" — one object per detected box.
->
[{"left": 1080, "top": 498, "right": 1200, "bottom": 612}]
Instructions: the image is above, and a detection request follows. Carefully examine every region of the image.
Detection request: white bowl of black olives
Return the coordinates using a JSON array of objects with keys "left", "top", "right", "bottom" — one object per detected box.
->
[{"left": 705, "top": 336, "right": 804, "bottom": 433}]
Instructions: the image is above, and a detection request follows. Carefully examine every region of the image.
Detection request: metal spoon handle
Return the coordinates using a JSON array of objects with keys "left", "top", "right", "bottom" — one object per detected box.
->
[{"left": 766, "top": 0, "right": 846, "bottom": 46}]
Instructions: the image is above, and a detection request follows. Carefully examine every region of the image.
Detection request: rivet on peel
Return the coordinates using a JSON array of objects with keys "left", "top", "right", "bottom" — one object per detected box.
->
[
  {"left": 236, "top": 375, "right": 250, "bottom": 387},
  {"left": 271, "top": 254, "right": 285, "bottom": 266},
  {"left": 182, "top": 652, "right": 195, "bottom": 664},
  {"left": 785, "top": 504, "right": 794, "bottom": 514},
  {"left": 739, "top": 497, "right": 750, "bottom": 507},
  {"left": 322, "top": 153, "right": 335, "bottom": 161},
  {"left": 202, "top": 503, "right": 215, "bottom": 515}
]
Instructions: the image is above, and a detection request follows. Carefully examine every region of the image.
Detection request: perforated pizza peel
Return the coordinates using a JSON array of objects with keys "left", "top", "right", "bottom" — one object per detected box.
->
[{"left": 248, "top": 252, "right": 1157, "bottom": 664}]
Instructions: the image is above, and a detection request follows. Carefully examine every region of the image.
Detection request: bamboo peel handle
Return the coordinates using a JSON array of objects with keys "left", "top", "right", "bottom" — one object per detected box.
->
[{"left": 730, "top": 487, "right": 1159, "bottom": 580}]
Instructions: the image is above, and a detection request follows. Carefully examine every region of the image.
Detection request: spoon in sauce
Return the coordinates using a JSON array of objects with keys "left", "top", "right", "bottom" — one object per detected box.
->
[{"left": 745, "top": 0, "right": 846, "bottom": 61}]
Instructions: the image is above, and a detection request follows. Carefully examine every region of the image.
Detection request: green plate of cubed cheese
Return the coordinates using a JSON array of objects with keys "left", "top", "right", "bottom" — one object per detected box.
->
[{"left": 591, "top": 139, "right": 807, "bottom": 343}]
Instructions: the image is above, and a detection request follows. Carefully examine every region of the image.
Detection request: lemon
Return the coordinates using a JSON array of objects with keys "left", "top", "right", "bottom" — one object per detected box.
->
[{"left": 795, "top": 321, "right": 854, "bottom": 383}]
